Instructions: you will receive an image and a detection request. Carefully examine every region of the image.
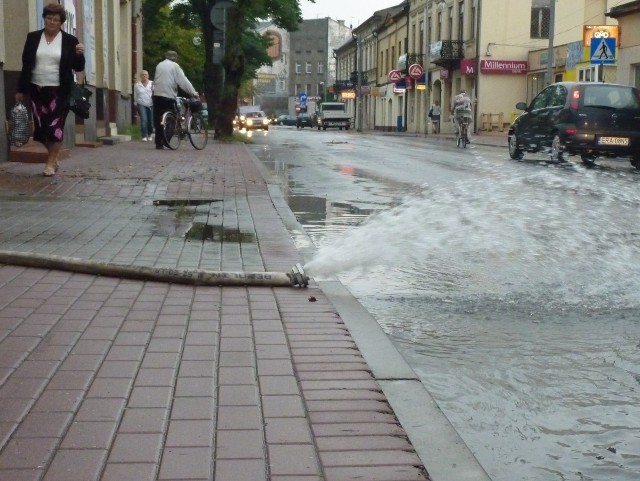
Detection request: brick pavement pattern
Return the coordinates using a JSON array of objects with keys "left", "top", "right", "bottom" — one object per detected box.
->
[{"left": 0, "top": 142, "right": 429, "bottom": 481}]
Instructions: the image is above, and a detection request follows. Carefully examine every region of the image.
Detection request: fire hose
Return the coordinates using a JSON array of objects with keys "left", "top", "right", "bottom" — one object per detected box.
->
[{"left": 0, "top": 250, "right": 309, "bottom": 288}]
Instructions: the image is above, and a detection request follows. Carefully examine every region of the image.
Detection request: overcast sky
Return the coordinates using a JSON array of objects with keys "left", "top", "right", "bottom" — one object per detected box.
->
[{"left": 299, "top": 0, "right": 403, "bottom": 28}]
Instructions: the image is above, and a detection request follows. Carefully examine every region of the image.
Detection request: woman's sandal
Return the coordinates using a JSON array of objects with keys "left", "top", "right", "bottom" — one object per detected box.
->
[
  {"left": 54, "top": 160, "right": 60, "bottom": 172},
  {"left": 43, "top": 166, "right": 56, "bottom": 177}
]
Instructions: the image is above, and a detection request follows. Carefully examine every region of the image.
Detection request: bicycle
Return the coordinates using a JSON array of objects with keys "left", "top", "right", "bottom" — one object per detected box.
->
[
  {"left": 454, "top": 108, "right": 472, "bottom": 148},
  {"left": 160, "top": 97, "right": 208, "bottom": 150}
]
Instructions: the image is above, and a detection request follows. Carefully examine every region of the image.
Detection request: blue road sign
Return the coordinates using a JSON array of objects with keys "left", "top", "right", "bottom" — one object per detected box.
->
[{"left": 591, "top": 37, "right": 616, "bottom": 65}]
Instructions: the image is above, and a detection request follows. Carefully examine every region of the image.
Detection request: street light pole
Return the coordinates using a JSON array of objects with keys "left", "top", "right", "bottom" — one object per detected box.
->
[{"left": 546, "top": 0, "right": 556, "bottom": 85}]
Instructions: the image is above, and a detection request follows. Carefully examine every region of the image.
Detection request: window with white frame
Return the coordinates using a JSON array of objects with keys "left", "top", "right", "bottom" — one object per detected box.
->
[
  {"left": 318, "top": 61, "right": 324, "bottom": 74},
  {"left": 578, "top": 65, "right": 603, "bottom": 83},
  {"left": 306, "top": 62, "right": 312, "bottom": 74},
  {"left": 295, "top": 62, "right": 301, "bottom": 74}
]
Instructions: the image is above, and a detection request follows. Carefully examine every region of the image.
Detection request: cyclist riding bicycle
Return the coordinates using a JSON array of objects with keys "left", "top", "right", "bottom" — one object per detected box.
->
[
  {"left": 451, "top": 89, "right": 472, "bottom": 137},
  {"left": 152, "top": 50, "right": 198, "bottom": 150}
]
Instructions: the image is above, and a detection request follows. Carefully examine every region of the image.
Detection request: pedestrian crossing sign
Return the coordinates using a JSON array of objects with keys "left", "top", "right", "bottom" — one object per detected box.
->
[{"left": 590, "top": 37, "right": 616, "bottom": 64}]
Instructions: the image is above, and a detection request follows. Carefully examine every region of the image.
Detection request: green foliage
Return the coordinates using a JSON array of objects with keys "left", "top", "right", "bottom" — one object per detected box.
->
[
  {"left": 143, "top": 0, "right": 309, "bottom": 134},
  {"left": 142, "top": 1, "right": 205, "bottom": 93}
]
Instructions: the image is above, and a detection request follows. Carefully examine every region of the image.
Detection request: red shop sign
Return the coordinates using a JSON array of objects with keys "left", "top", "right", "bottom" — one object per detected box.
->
[
  {"left": 480, "top": 59, "right": 528, "bottom": 74},
  {"left": 460, "top": 58, "right": 476, "bottom": 76}
]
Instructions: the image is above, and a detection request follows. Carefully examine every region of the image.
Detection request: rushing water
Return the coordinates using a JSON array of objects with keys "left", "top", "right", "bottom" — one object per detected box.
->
[{"left": 257, "top": 140, "right": 640, "bottom": 481}]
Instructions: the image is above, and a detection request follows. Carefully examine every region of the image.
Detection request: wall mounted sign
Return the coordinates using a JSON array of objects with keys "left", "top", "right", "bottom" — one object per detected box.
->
[
  {"left": 388, "top": 70, "right": 402, "bottom": 83},
  {"left": 460, "top": 58, "right": 476, "bottom": 76},
  {"left": 480, "top": 60, "right": 528, "bottom": 74},
  {"left": 583, "top": 25, "right": 619, "bottom": 47}
]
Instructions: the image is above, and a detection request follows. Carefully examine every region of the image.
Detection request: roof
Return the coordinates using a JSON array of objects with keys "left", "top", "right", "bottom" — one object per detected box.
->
[{"left": 607, "top": 0, "right": 640, "bottom": 18}]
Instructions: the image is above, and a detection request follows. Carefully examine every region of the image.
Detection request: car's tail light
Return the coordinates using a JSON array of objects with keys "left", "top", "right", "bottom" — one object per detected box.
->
[
  {"left": 570, "top": 89, "right": 580, "bottom": 110},
  {"left": 565, "top": 127, "right": 577, "bottom": 135}
]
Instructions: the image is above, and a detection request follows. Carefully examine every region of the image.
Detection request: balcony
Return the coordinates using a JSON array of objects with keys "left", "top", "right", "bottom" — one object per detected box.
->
[
  {"left": 430, "top": 40, "right": 465, "bottom": 69},
  {"left": 406, "top": 54, "right": 427, "bottom": 67}
]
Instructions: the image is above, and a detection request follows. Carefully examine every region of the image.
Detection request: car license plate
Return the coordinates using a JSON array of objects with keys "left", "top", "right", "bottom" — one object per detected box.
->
[{"left": 598, "top": 136, "right": 629, "bottom": 146}]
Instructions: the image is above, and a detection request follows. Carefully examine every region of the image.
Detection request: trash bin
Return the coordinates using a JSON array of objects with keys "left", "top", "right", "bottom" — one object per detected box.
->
[{"left": 397, "top": 115, "right": 403, "bottom": 132}]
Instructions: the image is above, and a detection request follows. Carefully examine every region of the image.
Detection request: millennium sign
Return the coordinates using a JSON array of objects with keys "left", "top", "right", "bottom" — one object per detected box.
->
[{"left": 480, "top": 60, "right": 528, "bottom": 74}]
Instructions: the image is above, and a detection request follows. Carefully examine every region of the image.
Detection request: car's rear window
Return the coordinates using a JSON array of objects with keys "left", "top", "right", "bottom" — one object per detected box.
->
[{"left": 582, "top": 85, "right": 640, "bottom": 109}]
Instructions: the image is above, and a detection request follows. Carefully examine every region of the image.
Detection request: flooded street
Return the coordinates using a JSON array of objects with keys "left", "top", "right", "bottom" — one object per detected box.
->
[{"left": 251, "top": 128, "right": 640, "bottom": 481}]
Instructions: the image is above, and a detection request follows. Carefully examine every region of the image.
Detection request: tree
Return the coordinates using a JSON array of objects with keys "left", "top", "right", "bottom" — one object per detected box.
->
[
  {"left": 142, "top": 0, "right": 205, "bottom": 93},
  {"left": 144, "top": 0, "right": 311, "bottom": 136},
  {"left": 198, "top": 0, "right": 308, "bottom": 136}
]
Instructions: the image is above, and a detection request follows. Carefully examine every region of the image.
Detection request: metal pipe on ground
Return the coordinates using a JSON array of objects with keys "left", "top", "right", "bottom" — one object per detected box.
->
[{"left": 0, "top": 251, "right": 309, "bottom": 288}]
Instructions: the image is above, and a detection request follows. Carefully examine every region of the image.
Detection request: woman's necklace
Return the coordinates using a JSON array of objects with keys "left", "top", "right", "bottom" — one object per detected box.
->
[{"left": 45, "top": 33, "right": 57, "bottom": 45}]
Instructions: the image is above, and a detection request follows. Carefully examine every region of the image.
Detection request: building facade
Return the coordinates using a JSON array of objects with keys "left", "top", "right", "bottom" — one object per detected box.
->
[
  {"left": 1, "top": 0, "right": 141, "bottom": 161},
  {"left": 288, "top": 18, "right": 352, "bottom": 114},
  {"left": 607, "top": 0, "right": 640, "bottom": 86},
  {"left": 333, "top": 0, "right": 631, "bottom": 134},
  {"left": 255, "top": 21, "right": 291, "bottom": 116}
]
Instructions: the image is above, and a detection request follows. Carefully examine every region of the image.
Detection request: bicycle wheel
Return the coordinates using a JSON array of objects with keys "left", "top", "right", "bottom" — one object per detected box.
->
[
  {"left": 462, "top": 125, "right": 469, "bottom": 148},
  {"left": 188, "top": 113, "right": 208, "bottom": 150},
  {"left": 161, "top": 111, "right": 181, "bottom": 150}
]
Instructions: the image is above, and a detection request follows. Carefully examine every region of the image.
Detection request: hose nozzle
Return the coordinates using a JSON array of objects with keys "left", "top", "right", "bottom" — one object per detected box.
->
[{"left": 287, "top": 263, "right": 309, "bottom": 287}]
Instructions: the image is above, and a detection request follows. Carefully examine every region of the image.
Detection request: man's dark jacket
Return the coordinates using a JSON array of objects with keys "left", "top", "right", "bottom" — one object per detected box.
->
[{"left": 18, "top": 29, "right": 86, "bottom": 102}]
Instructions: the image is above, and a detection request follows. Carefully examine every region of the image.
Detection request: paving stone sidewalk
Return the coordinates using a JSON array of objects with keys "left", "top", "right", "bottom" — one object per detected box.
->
[{"left": 0, "top": 141, "right": 431, "bottom": 481}]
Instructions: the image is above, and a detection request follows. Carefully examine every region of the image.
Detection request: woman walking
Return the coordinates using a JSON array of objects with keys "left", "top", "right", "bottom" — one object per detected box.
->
[
  {"left": 134, "top": 70, "right": 154, "bottom": 141},
  {"left": 16, "top": 2, "right": 85, "bottom": 176}
]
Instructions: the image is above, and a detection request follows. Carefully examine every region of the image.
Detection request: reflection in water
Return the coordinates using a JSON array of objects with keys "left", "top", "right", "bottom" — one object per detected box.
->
[
  {"left": 288, "top": 194, "right": 376, "bottom": 225},
  {"left": 185, "top": 222, "right": 255, "bottom": 243},
  {"left": 151, "top": 202, "right": 255, "bottom": 244}
]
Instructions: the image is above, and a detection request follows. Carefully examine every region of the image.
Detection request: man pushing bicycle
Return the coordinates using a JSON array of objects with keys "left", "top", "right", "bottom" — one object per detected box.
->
[{"left": 152, "top": 50, "right": 198, "bottom": 150}]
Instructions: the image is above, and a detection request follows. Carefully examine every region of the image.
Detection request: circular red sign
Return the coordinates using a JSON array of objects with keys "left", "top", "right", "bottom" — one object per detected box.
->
[
  {"left": 388, "top": 69, "right": 402, "bottom": 83},
  {"left": 408, "top": 63, "right": 424, "bottom": 79}
]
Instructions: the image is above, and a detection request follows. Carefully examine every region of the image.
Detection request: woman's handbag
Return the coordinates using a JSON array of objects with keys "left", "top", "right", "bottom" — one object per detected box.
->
[
  {"left": 69, "top": 81, "right": 92, "bottom": 119},
  {"left": 9, "top": 102, "right": 30, "bottom": 147}
]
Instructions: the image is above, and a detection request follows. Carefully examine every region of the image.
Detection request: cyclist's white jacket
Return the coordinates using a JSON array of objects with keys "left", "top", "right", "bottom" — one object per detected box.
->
[{"left": 153, "top": 58, "right": 197, "bottom": 99}]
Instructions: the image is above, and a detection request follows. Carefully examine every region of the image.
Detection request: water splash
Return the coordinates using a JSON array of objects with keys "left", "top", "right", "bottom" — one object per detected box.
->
[{"left": 304, "top": 167, "right": 640, "bottom": 304}]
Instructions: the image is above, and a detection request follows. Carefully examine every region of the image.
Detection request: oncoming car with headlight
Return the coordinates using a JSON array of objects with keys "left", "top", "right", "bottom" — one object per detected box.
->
[{"left": 243, "top": 110, "right": 270, "bottom": 131}]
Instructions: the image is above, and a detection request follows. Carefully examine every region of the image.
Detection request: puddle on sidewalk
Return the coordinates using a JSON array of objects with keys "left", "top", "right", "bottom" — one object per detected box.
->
[
  {"left": 151, "top": 199, "right": 256, "bottom": 244},
  {"left": 153, "top": 199, "right": 220, "bottom": 206},
  {"left": 185, "top": 223, "right": 255, "bottom": 243}
]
